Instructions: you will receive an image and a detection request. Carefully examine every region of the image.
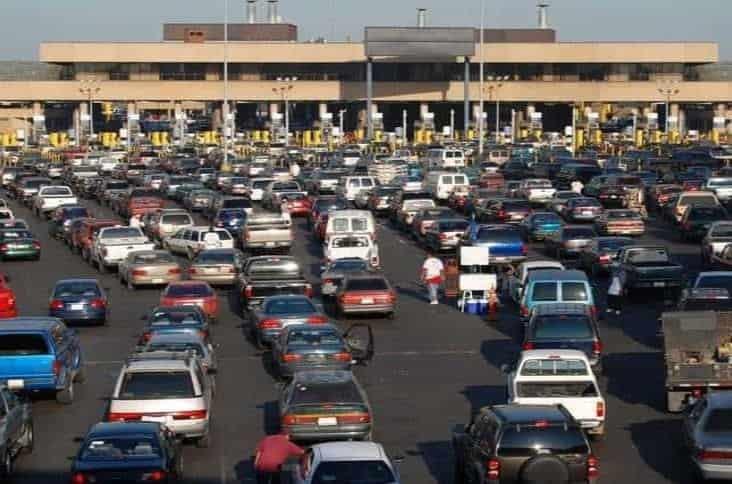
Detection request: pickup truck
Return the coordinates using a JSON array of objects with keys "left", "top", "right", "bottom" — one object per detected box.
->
[
  {"left": 662, "top": 310, "right": 732, "bottom": 412},
  {"left": 240, "top": 211, "right": 292, "bottom": 253},
  {"left": 32, "top": 185, "right": 78, "bottom": 218},
  {"left": 0, "top": 317, "right": 84, "bottom": 404},
  {"left": 617, "top": 245, "right": 684, "bottom": 297},
  {"left": 236, "top": 256, "right": 312, "bottom": 313},
  {"left": 90, "top": 226, "right": 156, "bottom": 273}
]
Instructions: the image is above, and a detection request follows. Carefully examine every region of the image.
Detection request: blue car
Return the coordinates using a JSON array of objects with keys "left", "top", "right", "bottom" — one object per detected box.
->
[
  {"left": 519, "top": 211, "right": 565, "bottom": 241},
  {"left": 462, "top": 223, "right": 527, "bottom": 264},
  {"left": 0, "top": 317, "right": 84, "bottom": 404},
  {"left": 49, "top": 279, "right": 109, "bottom": 325},
  {"left": 213, "top": 208, "right": 248, "bottom": 233},
  {"left": 140, "top": 305, "right": 210, "bottom": 344}
]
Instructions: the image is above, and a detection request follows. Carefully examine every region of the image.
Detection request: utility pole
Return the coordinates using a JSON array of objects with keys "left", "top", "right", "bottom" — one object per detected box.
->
[
  {"left": 657, "top": 80, "right": 680, "bottom": 141},
  {"left": 478, "top": 0, "right": 485, "bottom": 155},
  {"left": 273, "top": 77, "right": 297, "bottom": 144},
  {"left": 483, "top": 76, "right": 508, "bottom": 145},
  {"left": 79, "top": 79, "right": 100, "bottom": 146}
]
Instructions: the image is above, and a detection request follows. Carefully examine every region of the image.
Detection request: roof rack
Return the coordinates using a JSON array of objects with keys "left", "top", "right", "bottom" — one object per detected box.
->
[{"left": 125, "top": 350, "right": 195, "bottom": 364}]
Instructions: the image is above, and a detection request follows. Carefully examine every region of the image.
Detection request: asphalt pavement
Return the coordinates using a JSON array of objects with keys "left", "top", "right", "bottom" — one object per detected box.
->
[{"left": 1, "top": 190, "right": 707, "bottom": 484}]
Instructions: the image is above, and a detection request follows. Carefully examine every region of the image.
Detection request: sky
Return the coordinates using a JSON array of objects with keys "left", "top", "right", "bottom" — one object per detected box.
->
[{"left": 2, "top": 0, "right": 730, "bottom": 60}]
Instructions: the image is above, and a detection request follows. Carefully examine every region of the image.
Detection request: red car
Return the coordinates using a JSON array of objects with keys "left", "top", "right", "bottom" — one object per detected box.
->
[
  {"left": 160, "top": 281, "right": 219, "bottom": 322},
  {"left": 279, "top": 192, "right": 312, "bottom": 217},
  {"left": 335, "top": 272, "right": 397, "bottom": 319},
  {"left": 0, "top": 274, "right": 18, "bottom": 318}
]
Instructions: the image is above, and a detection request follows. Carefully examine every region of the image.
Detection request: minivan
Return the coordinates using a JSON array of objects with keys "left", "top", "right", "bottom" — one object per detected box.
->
[
  {"left": 426, "top": 148, "right": 465, "bottom": 169},
  {"left": 325, "top": 210, "right": 376, "bottom": 241},
  {"left": 338, "top": 176, "right": 377, "bottom": 201},
  {"left": 519, "top": 269, "right": 596, "bottom": 321},
  {"left": 424, "top": 171, "right": 469, "bottom": 201}
]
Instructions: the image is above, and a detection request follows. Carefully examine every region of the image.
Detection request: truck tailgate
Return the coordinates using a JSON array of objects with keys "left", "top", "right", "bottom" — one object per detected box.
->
[{"left": 0, "top": 355, "right": 54, "bottom": 379}]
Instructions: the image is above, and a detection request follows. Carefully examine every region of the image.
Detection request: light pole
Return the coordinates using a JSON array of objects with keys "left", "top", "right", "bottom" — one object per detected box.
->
[
  {"left": 272, "top": 77, "right": 297, "bottom": 143},
  {"left": 338, "top": 109, "right": 347, "bottom": 142},
  {"left": 79, "top": 79, "right": 100, "bottom": 145},
  {"left": 478, "top": 0, "right": 486, "bottom": 155},
  {"left": 484, "top": 75, "right": 509, "bottom": 144},
  {"left": 222, "top": 0, "right": 230, "bottom": 170},
  {"left": 657, "top": 80, "right": 680, "bottom": 140}
]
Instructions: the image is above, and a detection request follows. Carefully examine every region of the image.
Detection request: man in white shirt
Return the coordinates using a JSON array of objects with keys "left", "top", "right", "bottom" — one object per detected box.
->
[
  {"left": 571, "top": 179, "right": 584, "bottom": 194},
  {"left": 129, "top": 214, "right": 142, "bottom": 229},
  {"left": 421, "top": 251, "right": 445, "bottom": 305}
]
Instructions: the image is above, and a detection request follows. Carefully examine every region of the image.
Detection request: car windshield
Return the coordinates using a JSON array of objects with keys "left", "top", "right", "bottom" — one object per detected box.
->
[
  {"left": 312, "top": 461, "right": 395, "bottom": 484},
  {"left": 0, "top": 334, "right": 49, "bottom": 355},
  {"left": 100, "top": 228, "right": 143, "bottom": 239},
  {"left": 265, "top": 298, "right": 316, "bottom": 315},
  {"left": 64, "top": 208, "right": 88, "bottom": 218},
  {"left": 497, "top": 428, "right": 589, "bottom": 457},
  {"left": 149, "top": 311, "right": 203, "bottom": 326},
  {"left": 165, "top": 284, "right": 213, "bottom": 297},
  {"left": 517, "top": 381, "right": 598, "bottom": 398},
  {"left": 195, "top": 252, "right": 235, "bottom": 264},
  {"left": 287, "top": 328, "right": 342, "bottom": 346},
  {"left": 711, "top": 225, "right": 732, "bottom": 237},
  {"left": 54, "top": 281, "right": 100, "bottom": 297},
  {"left": 119, "top": 371, "right": 195, "bottom": 399},
  {"left": 689, "top": 207, "right": 726, "bottom": 221},
  {"left": 697, "top": 275, "right": 732, "bottom": 291},
  {"left": 533, "top": 316, "right": 594, "bottom": 339},
  {"left": 132, "top": 253, "right": 175, "bottom": 264},
  {"left": 80, "top": 436, "right": 161, "bottom": 460}
]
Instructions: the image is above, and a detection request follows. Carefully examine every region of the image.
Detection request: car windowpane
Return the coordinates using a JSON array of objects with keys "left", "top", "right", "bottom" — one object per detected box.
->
[
  {"left": 265, "top": 299, "right": 315, "bottom": 315},
  {"left": 517, "top": 382, "right": 598, "bottom": 398},
  {"left": 54, "top": 282, "right": 100, "bottom": 297},
  {"left": 312, "top": 461, "right": 395, "bottom": 484},
  {"left": 704, "top": 409, "right": 732, "bottom": 432},
  {"left": 81, "top": 437, "right": 161, "bottom": 460},
  {"left": 562, "top": 282, "right": 589, "bottom": 301},
  {"left": 345, "top": 278, "right": 388, "bottom": 291},
  {"left": 532, "top": 283, "right": 557, "bottom": 302},
  {"left": 119, "top": 372, "right": 195, "bottom": 399},
  {"left": 165, "top": 284, "right": 213, "bottom": 297},
  {"left": 0, "top": 335, "right": 49, "bottom": 355},
  {"left": 498, "top": 428, "right": 589, "bottom": 457},
  {"left": 534, "top": 316, "right": 593, "bottom": 339}
]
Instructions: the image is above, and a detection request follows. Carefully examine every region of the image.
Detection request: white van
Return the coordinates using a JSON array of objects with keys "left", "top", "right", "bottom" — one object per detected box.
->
[
  {"left": 426, "top": 148, "right": 465, "bottom": 169},
  {"left": 325, "top": 209, "right": 376, "bottom": 241},
  {"left": 505, "top": 349, "right": 605, "bottom": 437},
  {"left": 338, "top": 176, "right": 377, "bottom": 201},
  {"left": 424, "top": 171, "right": 469, "bottom": 201}
]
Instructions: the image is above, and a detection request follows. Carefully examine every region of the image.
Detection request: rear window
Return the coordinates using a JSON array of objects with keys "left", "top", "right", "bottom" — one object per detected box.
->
[
  {"left": 165, "top": 284, "right": 213, "bottom": 297},
  {"left": 332, "top": 237, "right": 370, "bottom": 248},
  {"left": 80, "top": 436, "right": 161, "bottom": 460},
  {"left": 439, "top": 220, "right": 469, "bottom": 232},
  {"left": 696, "top": 275, "right": 732, "bottom": 291},
  {"left": 703, "top": 409, "right": 732, "bottom": 432},
  {"left": 195, "top": 251, "right": 236, "bottom": 264},
  {"left": 54, "top": 281, "right": 100, "bottom": 298},
  {"left": 264, "top": 298, "right": 316, "bottom": 315},
  {"left": 311, "top": 461, "right": 395, "bottom": 484},
  {"left": 562, "top": 282, "right": 589, "bottom": 302},
  {"left": 563, "top": 228, "right": 595, "bottom": 239},
  {"left": 679, "top": 195, "right": 717, "bottom": 206},
  {"left": 287, "top": 328, "right": 342, "bottom": 346},
  {"left": 517, "top": 381, "right": 598, "bottom": 398},
  {"left": 100, "top": 228, "right": 143, "bottom": 239},
  {"left": 598, "top": 238, "right": 634, "bottom": 251},
  {"left": 161, "top": 214, "right": 192, "bottom": 225},
  {"left": 0, "top": 334, "right": 49, "bottom": 355},
  {"left": 64, "top": 208, "right": 88, "bottom": 219},
  {"left": 453, "top": 175, "right": 467, "bottom": 184},
  {"left": 476, "top": 228, "right": 520, "bottom": 242},
  {"left": 498, "top": 427, "right": 589, "bottom": 457},
  {"left": 531, "top": 282, "right": 558, "bottom": 302},
  {"left": 41, "top": 187, "right": 72, "bottom": 196},
  {"left": 533, "top": 316, "right": 594, "bottom": 339},
  {"left": 119, "top": 371, "right": 195, "bottom": 399},
  {"left": 689, "top": 207, "right": 726, "bottom": 221},
  {"left": 253, "top": 180, "right": 274, "bottom": 189},
  {"left": 520, "top": 359, "right": 589, "bottom": 376},
  {"left": 345, "top": 278, "right": 388, "bottom": 291},
  {"left": 132, "top": 253, "right": 175, "bottom": 264}
]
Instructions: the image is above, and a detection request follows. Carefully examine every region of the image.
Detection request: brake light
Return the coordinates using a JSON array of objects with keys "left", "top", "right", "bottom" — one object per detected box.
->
[
  {"left": 0, "top": 244, "right": 9, "bottom": 252},
  {"left": 142, "top": 332, "right": 152, "bottom": 342},
  {"left": 522, "top": 342, "right": 535, "bottom": 350},
  {"left": 244, "top": 285, "right": 253, "bottom": 298},
  {"left": 598, "top": 254, "right": 611, "bottom": 263},
  {"left": 132, "top": 269, "right": 148, "bottom": 276},
  {"left": 71, "top": 472, "right": 87, "bottom": 484},
  {"left": 215, "top": 221, "right": 224, "bottom": 227},
  {"left": 497, "top": 209, "right": 506, "bottom": 219},
  {"left": 592, "top": 340, "right": 603, "bottom": 354},
  {"left": 199, "top": 329, "right": 209, "bottom": 340},
  {"left": 596, "top": 401, "right": 605, "bottom": 418},
  {"left": 439, "top": 233, "right": 448, "bottom": 240},
  {"left": 50, "top": 299, "right": 64, "bottom": 310},
  {"left": 32, "top": 241, "right": 41, "bottom": 250},
  {"left": 107, "top": 412, "right": 143, "bottom": 422},
  {"left": 90, "top": 298, "right": 106, "bottom": 309},
  {"left": 259, "top": 318, "right": 282, "bottom": 330},
  {"left": 172, "top": 409, "right": 207, "bottom": 420},
  {"left": 693, "top": 388, "right": 703, "bottom": 398},
  {"left": 304, "top": 284, "right": 313, "bottom": 298},
  {"left": 282, "top": 353, "right": 302, "bottom": 363},
  {"left": 53, "top": 360, "right": 62, "bottom": 376},
  {"left": 534, "top": 420, "right": 550, "bottom": 428},
  {"left": 698, "top": 449, "right": 732, "bottom": 461},
  {"left": 520, "top": 305, "right": 529, "bottom": 317},
  {"left": 334, "top": 352, "right": 352, "bottom": 362},
  {"left": 338, "top": 412, "right": 371, "bottom": 424},
  {"left": 307, "top": 315, "right": 328, "bottom": 324},
  {"left": 486, "top": 458, "right": 500, "bottom": 481},
  {"left": 388, "top": 291, "right": 397, "bottom": 303},
  {"left": 188, "top": 268, "right": 198, "bottom": 275},
  {"left": 143, "top": 470, "right": 167, "bottom": 482},
  {"left": 168, "top": 268, "right": 182, "bottom": 275},
  {"left": 587, "top": 455, "right": 599, "bottom": 478},
  {"left": 282, "top": 414, "right": 298, "bottom": 426}
]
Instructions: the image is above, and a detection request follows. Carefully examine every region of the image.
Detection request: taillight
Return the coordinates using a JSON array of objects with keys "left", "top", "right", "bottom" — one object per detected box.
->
[
  {"left": 6, "top": 297, "right": 15, "bottom": 308},
  {"left": 522, "top": 342, "right": 535, "bottom": 350},
  {"left": 388, "top": 291, "right": 397, "bottom": 303},
  {"left": 307, "top": 315, "right": 328, "bottom": 324},
  {"left": 90, "top": 298, "right": 106, "bottom": 309},
  {"left": 282, "top": 353, "right": 302, "bottom": 363},
  {"left": 598, "top": 254, "right": 611, "bottom": 263},
  {"left": 71, "top": 472, "right": 87, "bottom": 484},
  {"left": 142, "top": 332, "right": 152, "bottom": 342},
  {"left": 486, "top": 458, "right": 500, "bottom": 481},
  {"left": 132, "top": 269, "right": 148, "bottom": 277},
  {"left": 497, "top": 209, "right": 506, "bottom": 219},
  {"left": 32, "top": 241, "right": 41, "bottom": 250},
  {"left": 520, "top": 305, "right": 529, "bottom": 317},
  {"left": 596, "top": 401, "right": 605, "bottom": 418},
  {"left": 107, "top": 412, "right": 142, "bottom": 422},
  {"left": 53, "top": 360, "right": 62, "bottom": 376},
  {"left": 439, "top": 233, "right": 448, "bottom": 240},
  {"left": 244, "top": 285, "right": 253, "bottom": 298},
  {"left": 168, "top": 268, "right": 182, "bottom": 275},
  {"left": 587, "top": 455, "right": 599, "bottom": 478},
  {"left": 172, "top": 409, "right": 207, "bottom": 420},
  {"left": 143, "top": 470, "right": 167, "bottom": 482},
  {"left": 338, "top": 412, "right": 371, "bottom": 424},
  {"left": 215, "top": 221, "right": 224, "bottom": 227},
  {"left": 259, "top": 318, "right": 282, "bottom": 330},
  {"left": 282, "top": 414, "right": 298, "bottom": 425},
  {"left": 697, "top": 449, "right": 732, "bottom": 461},
  {"left": 50, "top": 299, "right": 64, "bottom": 310},
  {"left": 334, "top": 352, "right": 352, "bottom": 362},
  {"left": 592, "top": 340, "right": 603, "bottom": 354},
  {"left": 304, "top": 284, "right": 313, "bottom": 298},
  {"left": 188, "top": 268, "right": 198, "bottom": 275}
]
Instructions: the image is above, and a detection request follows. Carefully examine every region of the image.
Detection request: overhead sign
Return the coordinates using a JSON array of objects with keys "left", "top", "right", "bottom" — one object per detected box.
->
[
  {"left": 127, "top": 113, "right": 140, "bottom": 121},
  {"left": 365, "top": 27, "right": 475, "bottom": 57}
]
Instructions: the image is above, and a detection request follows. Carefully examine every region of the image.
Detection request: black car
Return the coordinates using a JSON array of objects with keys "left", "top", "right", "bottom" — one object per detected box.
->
[
  {"left": 523, "top": 304, "right": 603, "bottom": 370},
  {"left": 71, "top": 422, "right": 182, "bottom": 483},
  {"left": 680, "top": 206, "right": 729, "bottom": 241},
  {"left": 453, "top": 404, "right": 598, "bottom": 484},
  {"left": 579, "top": 236, "right": 635, "bottom": 276},
  {"left": 544, "top": 225, "right": 597, "bottom": 260},
  {"left": 48, "top": 205, "right": 89, "bottom": 240},
  {"left": 476, "top": 198, "right": 532, "bottom": 224},
  {"left": 501, "top": 160, "right": 529, "bottom": 180},
  {"left": 677, "top": 287, "right": 732, "bottom": 311}
]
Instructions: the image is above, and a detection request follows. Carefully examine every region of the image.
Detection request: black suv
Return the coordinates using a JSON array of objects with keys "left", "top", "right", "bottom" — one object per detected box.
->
[{"left": 453, "top": 404, "right": 598, "bottom": 484}]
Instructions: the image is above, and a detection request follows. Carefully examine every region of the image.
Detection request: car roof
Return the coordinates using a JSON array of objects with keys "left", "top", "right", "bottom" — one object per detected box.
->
[
  {"left": 527, "top": 269, "right": 588, "bottom": 282},
  {"left": 521, "top": 260, "right": 564, "bottom": 270},
  {"left": 0, "top": 317, "right": 62, "bottom": 331},
  {"left": 697, "top": 271, "right": 732, "bottom": 278},
  {"left": 54, "top": 278, "right": 100, "bottom": 285},
  {"left": 89, "top": 421, "right": 160, "bottom": 437},
  {"left": 490, "top": 404, "right": 571, "bottom": 424},
  {"left": 125, "top": 356, "right": 191, "bottom": 371},
  {"left": 314, "top": 442, "right": 386, "bottom": 462}
]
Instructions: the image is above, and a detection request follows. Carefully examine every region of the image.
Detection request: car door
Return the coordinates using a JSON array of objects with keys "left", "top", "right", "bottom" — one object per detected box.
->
[
  {"left": 343, "top": 324, "right": 374, "bottom": 364},
  {"left": 1, "top": 388, "right": 22, "bottom": 444},
  {"left": 50, "top": 324, "right": 72, "bottom": 386}
]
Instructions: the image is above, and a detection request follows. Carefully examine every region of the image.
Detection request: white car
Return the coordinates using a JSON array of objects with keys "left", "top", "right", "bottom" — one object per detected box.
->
[
  {"left": 33, "top": 185, "right": 78, "bottom": 217},
  {"left": 508, "top": 260, "right": 565, "bottom": 303},
  {"left": 164, "top": 226, "right": 234, "bottom": 259},
  {"left": 91, "top": 226, "right": 156, "bottom": 272},
  {"left": 519, "top": 178, "right": 556, "bottom": 203},
  {"left": 505, "top": 349, "right": 605, "bottom": 437},
  {"left": 285, "top": 442, "right": 402, "bottom": 484},
  {"left": 324, "top": 234, "right": 380, "bottom": 268}
]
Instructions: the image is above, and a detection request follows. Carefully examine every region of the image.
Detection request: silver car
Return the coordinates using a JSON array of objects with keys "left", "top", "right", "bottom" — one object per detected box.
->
[
  {"left": 188, "top": 248, "right": 244, "bottom": 286},
  {"left": 137, "top": 332, "right": 218, "bottom": 374},
  {"left": 684, "top": 391, "right": 732, "bottom": 481},
  {"left": 118, "top": 250, "right": 183, "bottom": 290},
  {"left": 107, "top": 352, "right": 214, "bottom": 447}
]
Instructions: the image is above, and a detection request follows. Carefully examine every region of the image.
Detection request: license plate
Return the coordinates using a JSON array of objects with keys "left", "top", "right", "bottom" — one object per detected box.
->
[
  {"left": 361, "top": 298, "right": 374, "bottom": 305},
  {"left": 69, "top": 303, "right": 84, "bottom": 311},
  {"left": 265, "top": 242, "right": 275, "bottom": 247},
  {"left": 582, "top": 211, "right": 592, "bottom": 216},
  {"left": 142, "top": 416, "right": 168, "bottom": 424},
  {"left": 317, "top": 417, "right": 338, "bottom": 426},
  {"left": 152, "top": 278, "right": 165, "bottom": 284},
  {"left": 653, "top": 282, "right": 666, "bottom": 287}
]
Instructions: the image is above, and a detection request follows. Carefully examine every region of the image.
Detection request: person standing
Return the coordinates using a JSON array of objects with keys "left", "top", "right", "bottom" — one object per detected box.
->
[
  {"left": 289, "top": 160, "right": 301, "bottom": 178},
  {"left": 607, "top": 272, "right": 623, "bottom": 315},
  {"left": 421, "top": 251, "right": 445, "bottom": 305},
  {"left": 129, "top": 213, "right": 142, "bottom": 229},
  {"left": 254, "top": 433, "right": 304, "bottom": 484},
  {"left": 571, "top": 179, "right": 584, "bottom": 194}
]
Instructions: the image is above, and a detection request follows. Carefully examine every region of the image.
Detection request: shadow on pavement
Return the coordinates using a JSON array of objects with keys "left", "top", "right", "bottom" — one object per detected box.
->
[
  {"left": 480, "top": 339, "right": 520, "bottom": 373},
  {"left": 258, "top": 400, "right": 281, "bottom": 436},
  {"left": 603, "top": 352, "right": 666, "bottom": 413},
  {"left": 629, "top": 419, "right": 696, "bottom": 484},
  {"left": 460, "top": 384, "right": 507, "bottom": 419},
  {"left": 413, "top": 440, "right": 454, "bottom": 484}
]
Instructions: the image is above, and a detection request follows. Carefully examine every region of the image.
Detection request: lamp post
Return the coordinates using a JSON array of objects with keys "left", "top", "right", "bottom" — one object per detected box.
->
[
  {"left": 272, "top": 77, "right": 297, "bottom": 143},
  {"left": 484, "top": 75, "right": 509, "bottom": 144},
  {"left": 478, "top": 0, "right": 486, "bottom": 155},
  {"left": 338, "top": 109, "right": 347, "bottom": 142},
  {"left": 222, "top": 0, "right": 230, "bottom": 170},
  {"left": 78, "top": 79, "right": 100, "bottom": 145},
  {"left": 657, "top": 80, "right": 680, "bottom": 140}
]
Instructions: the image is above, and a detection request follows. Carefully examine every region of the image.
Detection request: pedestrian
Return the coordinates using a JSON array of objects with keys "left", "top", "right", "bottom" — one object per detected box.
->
[
  {"left": 421, "top": 250, "right": 445, "bottom": 305},
  {"left": 129, "top": 213, "right": 142, "bottom": 229},
  {"left": 571, "top": 179, "right": 584, "bottom": 194},
  {"left": 607, "top": 272, "right": 623, "bottom": 316},
  {"left": 289, "top": 160, "right": 301, "bottom": 178},
  {"left": 254, "top": 433, "right": 304, "bottom": 484}
]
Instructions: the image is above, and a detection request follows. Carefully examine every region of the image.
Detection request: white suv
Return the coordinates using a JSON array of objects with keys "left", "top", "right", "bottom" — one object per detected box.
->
[
  {"left": 285, "top": 442, "right": 402, "bottom": 484},
  {"left": 107, "top": 352, "right": 214, "bottom": 447}
]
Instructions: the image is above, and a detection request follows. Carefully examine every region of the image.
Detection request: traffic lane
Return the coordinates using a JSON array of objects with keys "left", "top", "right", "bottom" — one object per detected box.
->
[{"left": 2, "top": 195, "right": 271, "bottom": 484}]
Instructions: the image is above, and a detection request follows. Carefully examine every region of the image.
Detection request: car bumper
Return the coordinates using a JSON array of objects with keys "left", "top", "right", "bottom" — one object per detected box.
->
[
  {"left": 0, "top": 376, "right": 60, "bottom": 392},
  {"left": 283, "top": 423, "right": 371, "bottom": 442},
  {"left": 279, "top": 361, "right": 350, "bottom": 378},
  {"left": 631, "top": 280, "right": 681, "bottom": 289},
  {"left": 695, "top": 461, "right": 732, "bottom": 481},
  {"left": 189, "top": 274, "right": 237, "bottom": 285},
  {"left": 605, "top": 228, "right": 644, "bottom": 236},
  {"left": 244, "top": 241, "right": 292, "bottom": 249},
  {"left": 165, "top": 419, "right": 209, "bottom": 439},
  {"left": 1, "top": 248, "right": 39, "bottom": 259},
  {"left": 50, "top": 309, "right": 106, "bottom": 322},
  {"left": 339, "top": 303, "right": 395, "bottom": 315},
  {"left": 131, "top": 274, "right": 182, "bottom": 286}
]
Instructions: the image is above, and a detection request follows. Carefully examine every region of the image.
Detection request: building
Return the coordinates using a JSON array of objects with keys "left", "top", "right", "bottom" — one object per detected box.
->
[{"left": 0, "top": 0, "right": 730, "bottom": 144}]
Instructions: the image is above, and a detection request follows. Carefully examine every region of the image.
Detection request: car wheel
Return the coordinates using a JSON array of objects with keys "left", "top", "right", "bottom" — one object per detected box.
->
[
  {"left": 56, "top": 379, "right": 74, "bottom": 405},
  {"left": 20, "top": 422, "right": 34, "bottom": 454},
  {"left": 0, "top": 448, "right": 12, "bottom": 479}
]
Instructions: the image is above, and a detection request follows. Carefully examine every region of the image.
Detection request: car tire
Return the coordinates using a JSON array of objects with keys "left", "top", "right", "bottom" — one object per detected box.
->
[
  {"left": 20, "top": 422, "right": 34, "bottom": 454},
  {"left": 0, "top": 448, "right": 12, "bottom": 479},
  {"left": 386, "top": 311, "right": 395, "bottom": 320},
  {"left": 56, "top": 380, "right": 74, "bottom": 405}
]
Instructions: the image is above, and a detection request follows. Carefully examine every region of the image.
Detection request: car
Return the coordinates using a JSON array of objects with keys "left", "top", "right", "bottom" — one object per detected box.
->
[
  {"left": 283, "top": 441, "right": 401, "bottom": 484},
  {"left": 0, "top": 381, "right": 33, "bottom": 478},
  {"left": 594, "top": 209, "right": 645, "bottom": 236},
  {"left": 323, "top": 234, "right": 380, "bottom": 269},
  {"left": 504, "top": 349, "right": 605, "bottom": 437},
  {"left": 335, "top": 272, "right": 397, "bottom": 319},
  {"left": 544, "top": 225, "right": 597, "bottom": 260},
  {"left": 523, "top": 304, "right": 603, "bottom": 371},
  {"left": 562, "top": 197, "right": 603, "bottom": 223},
  {"left": 476, "top": 198, "right": 532, "bottom": 224},
  {"left": 677, "top": 287, "right": 732, "bottom": 311},
  {"left": 702, "top": 221, "right": 732, "bottom": 268},
  {"left": 159, "top": 281, "right": 219, "bottom": 323},
  {"left": 47, "top": 205, "right": 89, "bottom": 240},
  {"left": 272, "top": 323, "right": 374, "bottom": 378},
  {"left": 423, "top": 217, "right": 470, "bottom": 252},
  {"left": 187, "top": 248, "right": 244, "bottom": 286},
  {"left": 0, "top": 228, "right": 41, "bottom": 261},
  {"left": 692, "top": 271, "right": 732, "bottom": 295},
  {"left": 365, "top": 186, "right": 401, "bottom": 215},
  {"left": 579, "top": 236, "right": 635, "bottom": 276},
  {"left": 107, "top": 352, "right": 214, "bottom": 447},
  {"left": 212, "top": 208, "right": 248, "bottom": 233},
  {"left": 452, "top": 404, "right": 598, "bottom": 484},
  {"left": 508, "top": 260, "right": 565, "bottom": 304},
  {"left": 140, "top": 305, "right": 211, "bottom": 344},
  {"left": 279, "top": 370, "right": 373, "bottom": 441},
  {"left": 410, "top": 207, "right": 456, "bottom": 240},
  {"left": 49, "top": 278, "right": 109, "bottom": 325},
  {"left": 462, "top": 223, "right": 528, "bottom": 264},
  {"left": 681, "top": 205, "right": 729, "bottom": 241},
  {"left": 320, "top": 258, "right": 373, "bottom": 298},
  {"left": 164, "top": 226, "right": 235, "bottom": 259},
  {"left": 519, "top": 211, "right": 564, "bottom": 241},
  {"left": 118, "top": 250, "right": 183, "bottom": 290},
  {"left": 136, "top": 331, "right": 218, "bottom": 374},
  {"left": 278, "top": 191, "right": 312, "bottom": 217},
  {"left": 683, "top": 391, "right": 732, "bottom": 481},
  {"left": 249, "top": 295, "right": 328, "bottom": 349},
  {"left": 0, "top": 274, "right": 17, "bottom": 319}
]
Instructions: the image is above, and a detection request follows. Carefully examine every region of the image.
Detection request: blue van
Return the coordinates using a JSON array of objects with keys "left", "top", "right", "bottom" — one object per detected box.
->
[{"left": 519, "top": 269, "right": 596, "bottom": 321}]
